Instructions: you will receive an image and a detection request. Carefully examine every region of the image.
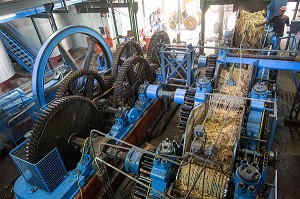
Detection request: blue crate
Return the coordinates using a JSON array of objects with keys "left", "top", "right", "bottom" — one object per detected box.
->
[
  {"left": 0, "top": 89, "right": 40, "bottom": 145},
  {"left": 9, "top": 139, "right": 67, "bottom": 193}
]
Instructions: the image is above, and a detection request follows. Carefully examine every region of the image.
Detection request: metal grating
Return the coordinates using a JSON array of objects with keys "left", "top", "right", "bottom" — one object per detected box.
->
[
  {"left": 10, "top": 139, "right": 67, "bottom": 193},
  {"left": 0, "top": 89, "right": 39, "bottom": 144}
]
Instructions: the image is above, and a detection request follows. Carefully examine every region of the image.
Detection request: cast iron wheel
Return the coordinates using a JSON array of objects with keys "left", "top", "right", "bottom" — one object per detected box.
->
[
  {"left": 146, "top": 31, "right": 170, "bottom": 65},
  {"left": 27, "top": 96, "right": 101, "bottom": 171},
  {"left": 56, "top": 69, "right": 107, "bottom": 99},
  {"left": 114, "top": 56, "right": 154, "bottom": 107},
  {"left": 111, "top": 41, "right": 143, "bottom": 79},
  {"left": 32, "top": 25, "right": 113, "bottom": 109},
  {"left": 184, "top": 15, "right": 197, "bottom": 30}
]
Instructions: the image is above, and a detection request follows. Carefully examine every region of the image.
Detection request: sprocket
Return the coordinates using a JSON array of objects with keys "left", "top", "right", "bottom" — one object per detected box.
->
[{"left": 26, "top": 96, "right": 101, "bottom": 171}]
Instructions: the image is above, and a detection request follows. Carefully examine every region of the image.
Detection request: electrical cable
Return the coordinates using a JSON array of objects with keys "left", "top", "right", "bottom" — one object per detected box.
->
[
  {"left": 94, "top": 157, "right": 170, "bottom": 199},
  {"left": 77, "top": 137, "right": 89, "bottom": 199},
  {"left": 89, "top": 131, "right": 115, "bottom": 199},
  {"left": 90, "top": 130, "right": 184, "bottom": 166},
  {"left": 213, "top": 31, "right": 245, "bottom": 146}
]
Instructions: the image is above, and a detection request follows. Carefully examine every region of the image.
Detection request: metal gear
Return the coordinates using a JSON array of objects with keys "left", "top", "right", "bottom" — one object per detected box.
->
[
  {"left": 112, "top": 41, "right": 143, "bottom": 79},
  {"left": 32, "top": 25, "right": 113, "bottom": 109},
  {"left": 204, "top": 54, "right": 217, "bottom": 80},
  {"left": 56, "top": 69, "right": 107, "bottom": 99},
  {"left": 26, "top": 96, "right": 101, "bottom": 171},
  {"left": 149, "top": 63, "right": 159, "bottom": 77},
  {"left": 103, "top": 75, "right": 116, "bottom": 88},
  {"left": 178, "top": 89, "right": 196, "bottom": 131},
  {"left": 183, "top": 15, "right": 197, "bottom": 31},
  {"left": 146, "top": 31, "right": 170, "bottom": 65},
  {"left": 114, "top": 56, "right": 154, "bottom": 107},
  {"left": 95, "top": 99, "right": 111, "bottom": 117},
  {"left": 132, "top": 154, "right": 154, "bottom": 199}
]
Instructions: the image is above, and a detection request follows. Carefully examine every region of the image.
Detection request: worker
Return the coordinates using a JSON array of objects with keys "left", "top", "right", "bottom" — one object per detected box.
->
[
  {"left": 255, "top": 6, "right": 290, "bottom": 50},
  {"left": 116, "top": 30, "right": 135, "bottom": 42}
]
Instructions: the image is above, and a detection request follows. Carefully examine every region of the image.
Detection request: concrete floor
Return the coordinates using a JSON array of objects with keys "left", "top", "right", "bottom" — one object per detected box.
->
[
  {"left": 0, "top": 158, "right": 19, "bottom": 198},
  {"left": 273, "top": 71, "right": 300, "bottom": 199}
]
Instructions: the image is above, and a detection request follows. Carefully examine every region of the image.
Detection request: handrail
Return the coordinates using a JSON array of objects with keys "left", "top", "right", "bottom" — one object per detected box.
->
[{"left": 0, "top": 22, "right": 38, "bottom": 55}]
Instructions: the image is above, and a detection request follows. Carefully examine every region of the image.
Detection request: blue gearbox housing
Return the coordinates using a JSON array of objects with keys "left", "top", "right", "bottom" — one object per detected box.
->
[
  {"left": 108, "top": 84, "right": 153, "bottom": 143},
  {"left": 245, "top": 83, "right": 269, "bottom": 151},
  {"left": 125, "top": 149, "right": 143, "bottom": 175},
  {"left": 124, "top": 138, "right": 180, "bottom": 198},
  {"left": 149, "top": 139, "right": 179, "bottom": 197},
  {"left": 233, "top": 163, "right": 263, "bottom": 199},
  {"left": 194, "top": 76, "right": 211, "bottom": 106},
  {"left": 11, "top": 140, "right": 94, "bottom": 199}
]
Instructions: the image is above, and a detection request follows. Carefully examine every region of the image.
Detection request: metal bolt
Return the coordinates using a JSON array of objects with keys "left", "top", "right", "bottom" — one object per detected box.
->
[
  {"left": 238, "top": 182, "right": 245, "bottom": 189},
  {"left": 248, "top": 185, "right": 255, "bottom": 192}
]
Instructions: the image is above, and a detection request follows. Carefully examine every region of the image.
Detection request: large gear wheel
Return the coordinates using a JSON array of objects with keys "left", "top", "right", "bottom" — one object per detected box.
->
[
  {"left": 111, "top": 41, "right": 143, "bottom": 79},
  {"left": 183, "top": 15, "right": 198, "bottom": 30},
  {"left": 56, "top": 69, "right": 108, "bottom": 99},
  {"left": 146, "top": 31, "right": 170, "bottom": 65},
  {"left": 27, "top": 96, "right": 101, "bottom": 171},
  {"left": 32, "top": 25, "right": 113, "bottom": 109},
  {"left": 114, "top": 56, "right": 154, "bottom": 107},
  {"left": 169, "top": 20, "right": 177, "bottom": 30}
]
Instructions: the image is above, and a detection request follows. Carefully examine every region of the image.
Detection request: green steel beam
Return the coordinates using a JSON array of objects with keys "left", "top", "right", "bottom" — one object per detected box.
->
[{"left": 128, "top": 0, "right": 139, "bottom": 42}]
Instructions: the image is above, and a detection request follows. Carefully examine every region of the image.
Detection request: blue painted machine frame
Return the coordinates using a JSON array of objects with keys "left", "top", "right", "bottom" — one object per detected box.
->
[{"left": 160, "top": 44, "right": 196, "bottom": 87}]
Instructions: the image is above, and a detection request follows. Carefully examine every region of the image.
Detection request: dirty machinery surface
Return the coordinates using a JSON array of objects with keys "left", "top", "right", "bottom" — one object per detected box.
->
[{"left": 8, "top": 24, "right": 300, "bottom": 199}]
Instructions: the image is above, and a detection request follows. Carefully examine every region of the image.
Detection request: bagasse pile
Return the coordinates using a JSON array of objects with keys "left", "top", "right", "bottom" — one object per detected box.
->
[
  {"left": 175, "top": 66, "right": 252, "bottom": 198},
  {"left": 234, "top": 10, "right": 266, "bottom": 48},
  {"left": 176, "top": 164, "right": 228, "bottom": 199},
  {"left": 204, "top": 107, "right": 242, "bottom": 169},
  {"left": 176, "top": 107, "right": 243, "bottom": 198},
  {"left": 217, "top": 65, "right": 252, "bottom": 97}
]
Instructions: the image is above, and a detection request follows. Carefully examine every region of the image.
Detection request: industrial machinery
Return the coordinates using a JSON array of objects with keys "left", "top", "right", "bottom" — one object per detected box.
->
[
  {"left": 10, "top": 26, "right": 300, "bottom": 199},
  {"left": 0, "top": 25, "right": 114, "bottom": 153},
  {"left": 168, "top": 0, "right": 201, "bottom": 31}
]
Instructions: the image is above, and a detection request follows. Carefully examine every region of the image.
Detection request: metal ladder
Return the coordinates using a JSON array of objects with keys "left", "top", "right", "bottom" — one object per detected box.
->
[{"left": 0, "top": 28, "right": 36, "bottom": 73}]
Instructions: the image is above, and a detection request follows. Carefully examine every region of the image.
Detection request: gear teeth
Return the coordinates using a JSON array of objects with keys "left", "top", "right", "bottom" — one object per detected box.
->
[
  {"left": 149, "top": 63, "right": 158, "bottom": 82},
  {"left": 132, "top": 154, "right": 154, "bottom": 199},
  {"left": 204, "top": 54, "right": 217, "bottom": 80},
  {"left": 103, "top": 75, "right": 116, "bottom": 87},
  {"left": 26, "top": 96, "right": 99, "bottom": 169},
  {"left": 56, "top": 69, "right": 107, "bottom": 99},
  {"left": 111, "top": 41, "right": 143, "bottom": 78},
  {"left": 146, "top": 31, "right": 170, "bottom": 65},
  {"left": 178, "top": 89, "right": 196, "bottom": 131},
  {"left": 113, "top": 56, "right": 153, "bottom": 108}
]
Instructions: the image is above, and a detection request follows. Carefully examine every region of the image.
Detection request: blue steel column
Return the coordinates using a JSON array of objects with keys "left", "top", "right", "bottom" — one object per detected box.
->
[
  {"left": 186, "top": 49, "right": 192, "bottom": 86},
  {"left": 160, "top": 47, "right": 166, "bottom": 83}
]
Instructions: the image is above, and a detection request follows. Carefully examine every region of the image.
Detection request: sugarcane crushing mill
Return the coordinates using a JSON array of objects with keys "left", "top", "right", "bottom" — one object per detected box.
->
[{"left": 9, "top": 26, "right": 299, "bottom": 199}]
